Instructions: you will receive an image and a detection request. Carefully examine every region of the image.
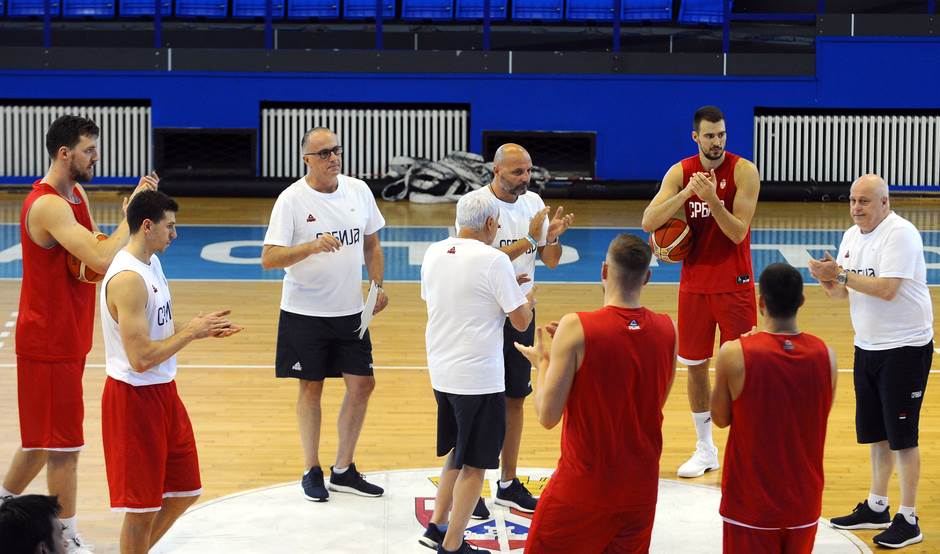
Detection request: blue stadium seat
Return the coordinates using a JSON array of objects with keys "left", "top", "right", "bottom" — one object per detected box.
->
[
  {"left": 7, "top": 0, "right": 61, "bottom": 16},
  {"left": 454, "top": 0, "right": 505, "bottom": 20},
  {"left": 678, "top": 0, "right": 728, "bottom": 25},
  {"left": 511, "top": 0, "right": 561, "bottom": 21},
  {"left": 287, "top": 0, "right": 337, "bottom": 18},
  {"left": 119, "top": 0, "right": 170, "bottom": 16},
  {"left": 175, "top": 0, "right": 226, "bottom": 17},
  {"left": 343, "top": 0, "right": 393, "bottom": 19},
  {"left": 401, "top": 0, "right": 451, "bottom": 20},
  {"left": 63, "top": 0, "right": 113, "bottom": 16},
  {"left": 566, "top": 0, "right": 671, "bottom": 22},
  {"left": 232, "top": 0, "right": 284, "bottom": 18}
]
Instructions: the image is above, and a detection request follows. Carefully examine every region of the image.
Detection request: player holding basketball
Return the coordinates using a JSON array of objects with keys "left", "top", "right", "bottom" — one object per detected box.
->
[
  {"left": 100, "top": 190, "right": 242, "bottom": 553},
  {"left": 456, "top": 143, "right": 574, "bottom": 517},
  {"left": 712, "top": 263, "right": 837, "bottom": 553},
  {"left": 514, "top": 234, "right": 676, "bottom": 554},
  {"left": 0, "top": 115, "right": 157, "bottom": 553},
  {"left": 641, "top": 105, "right": 760, "bottom": 478}
]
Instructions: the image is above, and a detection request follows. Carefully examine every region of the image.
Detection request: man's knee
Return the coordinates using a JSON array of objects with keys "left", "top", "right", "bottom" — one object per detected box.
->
[
  {"left": 346, "top": 376, "right": 375, "bottom": 400},
  {"left": 46, "top": 450, "right": 79, "bottom": 469},
  {"left": 298, "top": 379, "right": 324, "bottom": 401}
]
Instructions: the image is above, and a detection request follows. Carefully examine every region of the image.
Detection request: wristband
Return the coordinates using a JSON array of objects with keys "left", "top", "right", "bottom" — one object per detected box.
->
[
  {"left": 524, "top": 235, "right": 538, "bottom": 250},
  {"left": 547, "top": 237, "right": 559, "bottom": 245}
]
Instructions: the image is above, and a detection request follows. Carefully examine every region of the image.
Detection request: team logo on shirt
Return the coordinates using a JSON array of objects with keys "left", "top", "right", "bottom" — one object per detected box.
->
[
  {"left": 844, "top": 251, "right": 850, "bottom": 258},
  {"left": 628, "top": 319, "right": 640, "bottom": 330},
  {"left": 152, "top": 285, "right": 158, "bottom": 294},
  {"left": 783, "top": 340, "right": 794, "bottom": 352},
  {"left": 447, "top": 247, "right": 456, "bottom": 254},
  {"left": 720, "top": 179, "right": 727, "bottom": 190},
  {"left": 306, "top": 214, "right": 316, "bottom": 222}
]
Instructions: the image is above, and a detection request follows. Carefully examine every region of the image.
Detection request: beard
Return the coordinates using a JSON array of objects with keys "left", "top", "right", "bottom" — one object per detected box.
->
[
  {"left": 70, "top": 160, "right": 93, "bottom": 183},
  {"left": 701, "top": 146, "right": 724, "bottom": 161}
]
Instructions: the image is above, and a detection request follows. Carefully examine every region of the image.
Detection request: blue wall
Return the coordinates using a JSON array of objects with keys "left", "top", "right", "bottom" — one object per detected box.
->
[{"left": 1, "top": 37, "right": 937, "bottom": 181}]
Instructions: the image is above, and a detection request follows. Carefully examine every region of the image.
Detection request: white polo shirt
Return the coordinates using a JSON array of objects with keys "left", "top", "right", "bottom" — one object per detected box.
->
[
  {"left": 421, "top": 237, "right": 528, "bottom": 395},
  {"left": 837, "top": 211, "right": 934, "bottom": 350},
  {"left": 455, "top": 186, "right": 549, "bottom": 294},
  {"left": 264, "top": 175, "right": 385, "bottom": 317}
]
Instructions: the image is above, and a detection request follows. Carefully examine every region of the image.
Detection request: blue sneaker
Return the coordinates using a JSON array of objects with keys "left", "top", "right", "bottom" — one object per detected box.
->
[{"left": 302, "top": 466, "right": 329, "bottom": 502}]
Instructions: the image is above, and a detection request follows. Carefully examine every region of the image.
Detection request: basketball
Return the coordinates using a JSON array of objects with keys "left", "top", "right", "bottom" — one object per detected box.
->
[
  {"left": 67, "top": 232, "right": 108, "bottom": 283},
  {"left": 649, "top": 218, "right": 692, "bottom": 263}
]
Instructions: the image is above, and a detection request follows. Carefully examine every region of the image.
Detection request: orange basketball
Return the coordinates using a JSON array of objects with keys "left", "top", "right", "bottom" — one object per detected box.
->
[
  {"left": 67, "top": 232, "right": 108, "bottom": 283},
  {"left": 649, "top": 218, "right": 692, "bottom": 263}
]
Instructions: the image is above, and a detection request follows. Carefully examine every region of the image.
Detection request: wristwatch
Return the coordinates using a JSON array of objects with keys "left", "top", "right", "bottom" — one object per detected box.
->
[{"left": 836, "top": 269, "right": 848, "bottom": 285}]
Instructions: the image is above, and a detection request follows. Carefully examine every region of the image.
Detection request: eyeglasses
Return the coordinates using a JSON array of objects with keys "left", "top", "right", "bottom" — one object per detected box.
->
[{"left": 303, "top": 146, "right": 343, "bottom": 160}]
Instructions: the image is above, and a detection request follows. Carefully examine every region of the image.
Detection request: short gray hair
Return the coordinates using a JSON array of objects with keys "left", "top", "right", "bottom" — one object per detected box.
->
[
  {"left": 301, "top": 127, "right": 333, "bottom": 151},
  {"left": 456, "top": 192, "right": 499, "bottom": 231}
]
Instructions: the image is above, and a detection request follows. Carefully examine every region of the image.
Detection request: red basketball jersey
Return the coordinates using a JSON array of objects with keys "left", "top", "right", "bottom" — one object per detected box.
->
[
  {"left": 16, "top": 181, "right": 97, "bottom": 361},
  {"left": 547, "top": 306, "right": 675, "bottom": 511},
  {"left": 680, "top": 152, "right": 754, "bottom": 293},
  {"left": 720, "top": 332, "right": 832, "bottom": 528}
]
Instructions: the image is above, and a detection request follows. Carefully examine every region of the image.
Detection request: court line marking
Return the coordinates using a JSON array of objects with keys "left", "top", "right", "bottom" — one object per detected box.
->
[{"left": 0, "top": 363, "right": 934, "bottom": 374}]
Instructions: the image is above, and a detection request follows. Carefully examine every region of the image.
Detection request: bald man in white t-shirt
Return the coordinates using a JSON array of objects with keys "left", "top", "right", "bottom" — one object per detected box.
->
[
  {"left": 261, "top": 127, "right": 389, "bottom": 503},
  {"left": 456, "top": 144, "right": 574, "bottom": 516},
  {"left": 809, "top": 174, "right": 933, "bottom": 549}
]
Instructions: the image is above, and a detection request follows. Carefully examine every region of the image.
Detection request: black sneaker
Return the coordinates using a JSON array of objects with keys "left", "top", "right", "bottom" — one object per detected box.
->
[
  {"left": 301, "top": 466, "right": 329, "bottom": 502},
  {"left": 494, "top": 478, "right": 537, "bottom": 512},
  {"left": 328, "top": 463, "right": 384, "bottom": 497},
  {"left": 419, "top": 522, "right": 445, "bottom": 550},
  {"left": 470, "top": 497, "right": 490, "bottom": 520},
  {"left": 830, "top": 500, "right": 891, "bottom": 530},
  {"left": 437, "top": 540, "right": 491, "bottom": 553},
  {"left": 874, "top": 514, "right": 923, "bottom": 548}
]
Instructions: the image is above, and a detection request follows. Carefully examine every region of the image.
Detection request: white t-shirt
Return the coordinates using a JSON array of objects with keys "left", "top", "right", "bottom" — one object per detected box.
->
[
  {"left": 264, "top": 175, "right": 386, "bottom": 317},
  {"left": 837, "top": 211, "right": 934, "bottom": 350},
  {"left": 101, "top": 250, "right": 177, "bottom": 386},
  {"left": 421, "top": 237, "right": 528, "bottom": 395},
  {"left": 455, "top": 186, "right": 549, "bottom": 294}
]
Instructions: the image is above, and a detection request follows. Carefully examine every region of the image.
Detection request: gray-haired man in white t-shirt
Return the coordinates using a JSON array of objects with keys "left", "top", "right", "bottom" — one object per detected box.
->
[
  {"left": 809, "top": 174, "right": 933, "bottom": 549},
  {"left": 261, "top": 127, "right": 388, "bottom": 503}
]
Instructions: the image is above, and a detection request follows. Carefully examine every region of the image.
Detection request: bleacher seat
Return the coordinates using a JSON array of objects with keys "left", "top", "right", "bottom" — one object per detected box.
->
[
  {"left": 401, "top": 0, "right": 451, "bottom": 20},
  {"left": 565, "top": 0, "right": 613, "bottom": 21},
  {"left": 175, "top": 0, "right": 227, "bottom": 17},
  {"left": 567, "top": 0, "right": 672, "bottom": 22},
  {"left": 63, "top": 0, "right": 113, "bottom": 16},
  {"left": 119, "top": 0, "right": 170, "bottom": 16},
  {"left": 678, "top": 0, "right": 728, "bottom": 25},
  {"left": 624, "top": 0, "right": 671, "bottom": 20},
  {"left": 287, "top": 0, "right": 337, "bottom": 18},
  {"left": 511, "top": 0, "right": 561, "bottom": 21},
  {"left": 7, "top": 0, "right": 61, "bottom": 16},
  {"left": 343, "top": 0, "right": 394, "bottom": 19},
  {"left": 232, "top": 0, "right": 284, "bottom": 18},
  {"left": 454, "top": 0, "right": 506, "bottom": 20}
]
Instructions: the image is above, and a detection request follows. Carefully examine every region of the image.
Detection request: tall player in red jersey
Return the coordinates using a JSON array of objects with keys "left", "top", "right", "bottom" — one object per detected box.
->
[
  {"left": 0, "top": 115, "right": 157, "bottom": 553},
  {"left": 641, "top": 105, "right": 761, "bottom": 478},
  {"left": 515, "top": 234, "right": 676, "bottom": 554},
  {"left": 712, "top": 263, "right": 838, "bottom": 553}
]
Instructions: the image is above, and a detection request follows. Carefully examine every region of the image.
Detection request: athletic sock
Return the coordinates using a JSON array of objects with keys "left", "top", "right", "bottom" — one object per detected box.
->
[
  {"left": 499, "top": 480, "right": 513, "bottom": 489},
  {"left": 867, "top": 493, "right": 889, "bottom": 513},
  {"left": 898, "top": 505, "right": 917, "bottom": 525},
  {"left": 0, "top": 486, "right": 16, "bottom": 499},
  {"left": 692, "top": 411, "right": 715, "bottom": 449},
  {"left": 332, "top": 466, "right": 349, "bottom": 474},
  {"left": 60, "top": 516, "right": 78, "bottom": 539}
]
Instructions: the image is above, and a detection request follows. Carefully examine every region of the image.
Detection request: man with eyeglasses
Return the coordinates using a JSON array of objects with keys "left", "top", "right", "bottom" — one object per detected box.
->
[{"left": 262, "top": 127, "right": 389, "bottom": 502}]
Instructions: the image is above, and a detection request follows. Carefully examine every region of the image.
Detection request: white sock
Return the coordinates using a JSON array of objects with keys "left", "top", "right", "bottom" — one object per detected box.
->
[
  {"left": 867, "top": 493, "right": 889, "bottom": 512},
  {"left": 0, "top": 486, "right": 17, "bottom": 499},
  {"left": 499, "top": 480, "right": 514, "bottom": 489},
  {"left": 60, "top": 516, "right": 78, "bottom": 539},
  {"left": 692, "top": 411, "right": 715, "bottom": 448},
  {"left": 332, "top": 466, "right": 348, "bottom": 474},
  {"left": 898, "top": 506, "right": 917, "bottom": 525}
]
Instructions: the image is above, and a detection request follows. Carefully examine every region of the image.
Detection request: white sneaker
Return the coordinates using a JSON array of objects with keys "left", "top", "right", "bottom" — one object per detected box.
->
[
  {"left": 65, "top": 534, "right": 95, "bottom": 554},
  {"left": 677, "top": 442, "right": 719, "bottom": 478}
]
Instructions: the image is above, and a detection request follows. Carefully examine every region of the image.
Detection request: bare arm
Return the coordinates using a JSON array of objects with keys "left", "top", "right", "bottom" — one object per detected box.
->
[
  {"left": 260, "top": 234, "right": 342, "bottom": 270},
  {"left": 689, "top": 160, "right": 760, "bottom": 245},
  {"left": 828, "top": 346, "right": 839, "bottom": 405},
  {"left": 107, "top": 272, "right": 238, "bottom": 372},
  {"left": 710, "top": 339, "right": 745, "bottom": 428},
  {"left": 507, "top": 299, "right": 534, "bottom": 332},
  {"left": 538, "top": 206, "right": 574, "bottom": 269},
  {"left": 363, "top": 232, "right": 388, "bottom": 315},
  {"left": 516, "top": 314, "right": 583, "bottom": 429},
  {"left": 497, "top": 206, "right": 551, "bottom": 262},
  {"left": 663, "top": 320, "right": 678, "bottom": 409},
  {"left": 641, "top": 163, "right": 691, "bottom": 232},
  {"left": 809, "top": 253, "right": 901, "bottom": 301}
]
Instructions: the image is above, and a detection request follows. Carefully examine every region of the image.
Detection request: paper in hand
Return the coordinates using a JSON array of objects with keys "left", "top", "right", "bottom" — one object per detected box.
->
[{"left": 357, "top": 281, "right": 379, "bottom": 339}]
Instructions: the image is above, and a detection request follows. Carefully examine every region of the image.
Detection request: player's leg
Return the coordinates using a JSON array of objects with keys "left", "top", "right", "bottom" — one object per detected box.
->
[
  {"left": 496, "top": 315, "right": 537, "bottom": 511},
  {"left": 121, "top": 512, "right": 158, "bottom": 554},
  {"left": 677, "top": 291, "right": 719, "bottom": 478}
]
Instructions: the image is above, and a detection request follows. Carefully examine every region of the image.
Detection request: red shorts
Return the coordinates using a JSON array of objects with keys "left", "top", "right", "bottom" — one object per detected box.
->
[
  {"left": 525, "top": 483, "right": 654, "bottom": 554},
  {"left": 677, "top": 289, "right": 756, "bottom": 364},
  {"left": 17, "top": 356, "right": 85, "bottom": 450},
  {"left": 102, "top": 377, "right": 201, "bottom": 512},
  {"left": 722, "top": 521, "right": 817, "bottom": 554}
]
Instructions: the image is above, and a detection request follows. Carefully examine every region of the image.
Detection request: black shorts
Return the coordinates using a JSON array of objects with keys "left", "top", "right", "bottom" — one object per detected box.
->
[
  {"left": 503, "top": 313, "right": 535, "bottom": 399},
  {"left": 434, "top": 390, "right": 506, "bottom": 470},
  {"left": 275, "top": 310, "right": 374, "bottom": 381},
  {"left": 854, "top": 341, "right": 932, "bottom": 450}
]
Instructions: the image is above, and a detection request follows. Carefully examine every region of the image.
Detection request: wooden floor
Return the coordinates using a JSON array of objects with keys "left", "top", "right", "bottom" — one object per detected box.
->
[{"left": 0, "top": 192, "right": 937, "bottom": 553}]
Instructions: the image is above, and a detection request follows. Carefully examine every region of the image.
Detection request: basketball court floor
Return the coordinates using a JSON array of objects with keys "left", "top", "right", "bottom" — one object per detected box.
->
[{"left": 0, "top": 192, "right": 937, "bottom": 553}]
